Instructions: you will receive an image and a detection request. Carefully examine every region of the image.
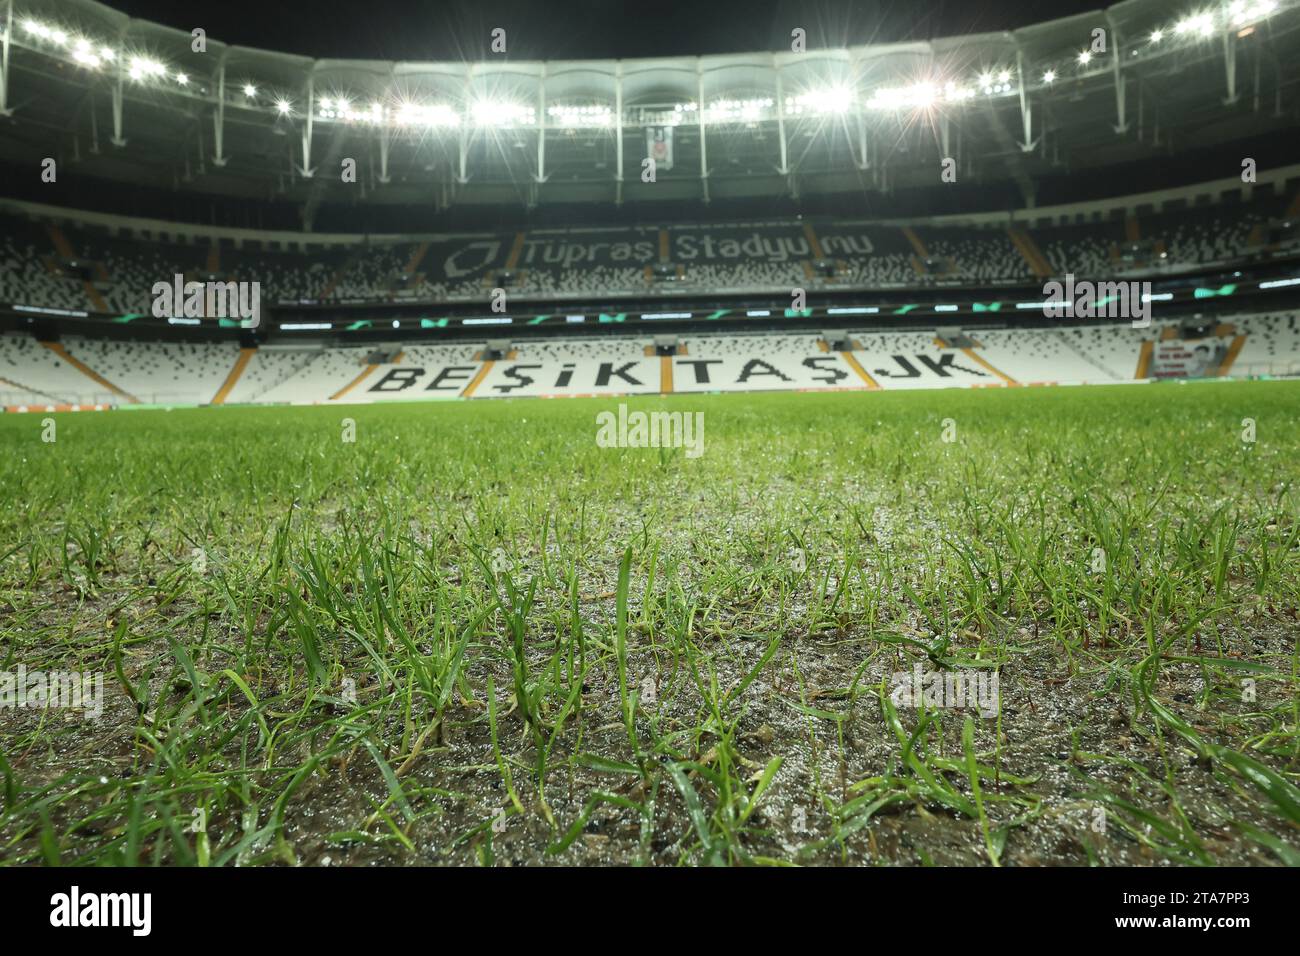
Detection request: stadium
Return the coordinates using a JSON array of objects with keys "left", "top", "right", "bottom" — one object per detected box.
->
[{"left": 0, "top": 0, "right": 1298, "bottom": 888}]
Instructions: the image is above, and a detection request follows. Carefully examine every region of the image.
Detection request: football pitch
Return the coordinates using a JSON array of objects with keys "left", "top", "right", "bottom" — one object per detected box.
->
[{"left": 1, "top": 380, "right": 1298, "bottom": 866}]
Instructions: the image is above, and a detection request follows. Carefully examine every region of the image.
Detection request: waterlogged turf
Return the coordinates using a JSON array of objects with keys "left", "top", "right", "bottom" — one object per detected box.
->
[{"left": 1, "top": 381, "right": 1298, "bottom": 866}]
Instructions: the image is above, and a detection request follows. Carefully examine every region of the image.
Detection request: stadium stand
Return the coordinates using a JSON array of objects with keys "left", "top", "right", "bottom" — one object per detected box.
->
[
  {"left": 3, "top": 191, "right": 1294, "bottom": 311},
  {"left": 4, "top": 312, "right": 1298, "bottom": 410}
]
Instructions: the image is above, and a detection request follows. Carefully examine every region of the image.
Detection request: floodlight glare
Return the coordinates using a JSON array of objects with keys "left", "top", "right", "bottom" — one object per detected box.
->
[
  {"left": 1228, "top": 0, "right": 1278, "bottom": 26},
  {"left": 868, "top": 81, "right": 940, "bottom": 110},
  {"left": 243, "top": 84, "right": 257, "bottom": 97},
  {"left": 128, "top": 57, "right": 165, "bottom": 81},
  {"left": 1176, "top": 13, "right": 1216, "bottom": 37},
  {"left": 1077, "top": 51, "right": 1092, "bottom": 65},
  {"left": 1042, "top": 70, "right": 1057, "bottom": 83},
  {"left": 276, "top": 99, "right": 292, "bottom": 115},
  {"left": 1150, "top": 29, "right": 1164, "bottom": 42},
  {"left": 471, "top": 99, "right": 535, "bottom": 126},
  {"left": 176, "top": 72, "right": 188, "bottom": 85}
]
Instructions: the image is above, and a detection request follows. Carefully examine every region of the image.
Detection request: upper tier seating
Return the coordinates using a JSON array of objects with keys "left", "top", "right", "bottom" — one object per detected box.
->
[{"left": 0, "top": 189, "right": 1291, "bottom": 310}]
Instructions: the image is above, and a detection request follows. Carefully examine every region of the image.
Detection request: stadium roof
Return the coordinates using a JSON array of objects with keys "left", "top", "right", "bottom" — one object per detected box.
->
[{"left": 1, "top": 0, "right": 1299, "bottom": 214}]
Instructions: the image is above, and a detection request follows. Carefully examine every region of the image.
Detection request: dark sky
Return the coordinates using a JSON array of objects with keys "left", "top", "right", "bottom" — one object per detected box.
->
[{"left": 107, "top": 0, "right": 1104, "bottom": 60}]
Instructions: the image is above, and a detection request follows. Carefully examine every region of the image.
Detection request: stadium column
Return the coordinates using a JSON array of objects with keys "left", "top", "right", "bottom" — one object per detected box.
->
[
  {"left": 697, "top": 64, "right": 709, "bottom": 203},
  {"left": 379, "top": 66, "right": 394, "bottom": 184},
  {"left": 110, "top": 24, "right": 127, "bottom": 146},
  {"left": 1222, "top": 31, "right": 1239, "bottom": 105},
  {"left": 0, "top": 0, "right": 11, "bottom": 116},
  {"left": 1105, "top": 12, "right": 1128, "bottom": 134},
  {"left": 300, "top": 71, "right": 316, "bottom": 178},
  {"left": 1015, "top": 48, "right": 1037, "bottom": 152},
  {"left": 614, "top": 64, "right": 624, "bottom": 204},
  {"left": 774, "top": 59, "right": 788, "bottom": 175},
  {"left": 847, "top": 45, "right": 869, "bottom": 172},
  {"left": 212, "top": 53, "right": 228, "bottom": 166},
  {"left": 378, "top": 124, "right": 391, "bottom": 184},
  {"left": 536, "top": 64, "right": 547, "bottom": 186}
]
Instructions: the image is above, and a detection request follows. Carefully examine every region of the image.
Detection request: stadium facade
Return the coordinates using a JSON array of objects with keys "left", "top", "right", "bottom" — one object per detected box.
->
[{"left": 0, "top": 0, "right": 1299, "bottom": 410}]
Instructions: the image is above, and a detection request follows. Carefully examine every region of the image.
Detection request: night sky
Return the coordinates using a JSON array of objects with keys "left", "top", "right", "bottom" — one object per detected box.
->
[{"left": 106, "top": 0, "right": 1106, "bottom": 61}]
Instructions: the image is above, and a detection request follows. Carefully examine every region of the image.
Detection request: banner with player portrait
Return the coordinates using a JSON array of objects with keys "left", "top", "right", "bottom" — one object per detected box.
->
[{"left": 645, "top": 126, "right": 673, "bottom": 171}]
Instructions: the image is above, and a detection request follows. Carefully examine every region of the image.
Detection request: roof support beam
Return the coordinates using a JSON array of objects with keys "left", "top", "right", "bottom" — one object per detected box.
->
[
  {"left": 1222, "top": 31, "right": 1239, "bottom": 106},
  {"left": 1, "top": 0, "right": 13, "bottom": 116},
  {"left": 212, "top": 55, "right": 227, "bottom": 166},
  {"left": 614, "top": 64, "right": 624, "bottom": 204},
  {"left": 855, "top": 106, "right": 868, "bottom": 170},
  {"left": 110, "top": 23, "right": 128, "bottom": 147},
  {"left": 378, "top": 124, "right": 390, "bottom": 184},
  {"left": 535, "top": 65, "right": 547, "bottom": 184},
  {"left": 110, "top": 73, "right": 125, "bottom": 146},
  {"left": 298, "top": 71, "right": 315, "bottom": 177},
  {"left": 697, "top": 65, "right": 709, "bottom": 203},
  {"left": 774, "top": 62, "right": 789, "bottom": 174},
  {"left": 1106, "top": 13, "right": 1128, "bottom": 134},
  {"left": 456, "top": 63, "right": 471, "bottom": 184},
  {"left": 1015, "top": 48, "right": 1038, "bottom": 151}
]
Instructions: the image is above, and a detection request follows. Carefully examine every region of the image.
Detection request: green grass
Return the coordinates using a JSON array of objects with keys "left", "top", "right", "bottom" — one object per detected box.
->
[{"left": 0, "top": 380, "right": 1298, "bottom": 866}]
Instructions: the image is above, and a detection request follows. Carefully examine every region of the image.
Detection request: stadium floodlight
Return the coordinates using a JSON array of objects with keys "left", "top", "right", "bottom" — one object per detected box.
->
[
  {"left": 100, "top": 46, "right": 116, "bottom": 61},
  {"left": 175, "top": 72, "right": 189, "bottom": 85},
  {"left": 276, "top": 99, "right": 292, "bottom": 115},
  {"left": 1150, "top": 29, "right": 1164, "bottom": 42},
  {"left": 784, "top": 86, "right": 854, "bottom": 116},
  {"left": 997, "top": 70, "right": 1010, "bottom": 83},
  {"left": 470, "top": 99, "right": 535, "bottom": 127},
  {"left": 128, "top": 56, "right": 166, "bottom": 81},
  {"left": 941, "top": 81, "right": 975, "bottom": 102},
  {"left": 1077, "top": 51, "right": 1092, "bottom": 65},
  {"left": 824, "top": 85, "right": 854, "bottom": 112},
  {"left": 394, "top": 101, "right": 460, "bottom": 127},
  {"left": 868, "top": 81, "right": 940, "bottom": 110},
  {"left": 71, "top": 38, "right": 101, "bottom": 69},
  {"left": 1042, "top": 69, "right": 1057, "bottom": 83},
  {"left": 1228, "top": 0, "right": 1278, "bottom": 26},
  {"left": 243, "top": 84, "right": 257, "bottom": 97},
  {"left": 549, "top": 103, "right": 613, "bottom": 126},
  {"left": 1176, "top": 12, "right": 1217, "bottom": 37}
]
